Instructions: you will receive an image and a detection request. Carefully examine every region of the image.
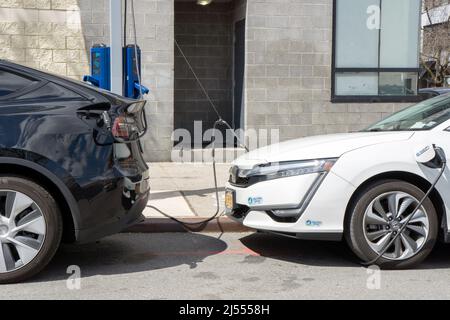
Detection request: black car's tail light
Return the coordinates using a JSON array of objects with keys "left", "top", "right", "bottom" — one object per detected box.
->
[
  {"left": 112, "top": 116, "right": 134, "bottom": 140},
  {"left": 112, "top": 100, "right": 147, "bottom": 143}
]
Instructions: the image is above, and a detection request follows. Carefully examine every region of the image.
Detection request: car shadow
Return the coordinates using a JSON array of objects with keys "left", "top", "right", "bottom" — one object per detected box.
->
[
  {"left": 28, "top": 231, "right": 450, "bottom": 283},
  {"left": 239, "top": 232, "right": 450, "bottom": 270},
  {"left": 29, "top": 233, "right": 228, "bottom": 283},
  {"left": 240, "top": 232, "right": 359, "bottom": 268},
  {"left": 421, "top": 242, "right": 450, "bottom": 269}
]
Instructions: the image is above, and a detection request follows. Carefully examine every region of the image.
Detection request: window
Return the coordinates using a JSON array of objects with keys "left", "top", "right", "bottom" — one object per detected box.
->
[
  {"left": 17, "top": 82, "right": 81, "bottom": 100},
  {"left": 366, "top": 94, "right": 450, "bottom": 131},
  {"left": 332, "top": 0, "right": 422, "bottom": 102},
  {"left": 0, "top": 70, "right": 36, "bottom": 97}
]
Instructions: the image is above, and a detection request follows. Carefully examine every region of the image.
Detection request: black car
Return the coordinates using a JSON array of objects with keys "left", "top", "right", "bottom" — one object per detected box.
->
[{"left": 0, "top": 60, "right": 150, "bottom": 283}]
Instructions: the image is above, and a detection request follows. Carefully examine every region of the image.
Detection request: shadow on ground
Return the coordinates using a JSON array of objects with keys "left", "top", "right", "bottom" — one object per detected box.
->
[
  {"left": 29, "top": 231, "right": 450, "bottom": 283},
  {"left": 30, "top": 233, "right": 228, "bottom": 283},
  {"left": 240, "top": 232, "right": 450, "bottom": 270},
  {"left": 240, "top": 233, "right": 358, "bottom": 268}
]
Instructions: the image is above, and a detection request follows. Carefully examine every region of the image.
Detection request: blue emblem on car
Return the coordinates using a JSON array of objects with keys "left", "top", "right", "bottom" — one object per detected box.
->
[
  {"left": 306, "top": 220, "right": 322, "bottom": 227},
  {"left": 248, "top": 197, "right": 263, "bottom": 206}
]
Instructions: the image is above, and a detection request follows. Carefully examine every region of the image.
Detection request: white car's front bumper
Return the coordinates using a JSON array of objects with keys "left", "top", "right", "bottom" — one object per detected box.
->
[{"left": 226, "top": 171, "right": 356, "bottom": 241}]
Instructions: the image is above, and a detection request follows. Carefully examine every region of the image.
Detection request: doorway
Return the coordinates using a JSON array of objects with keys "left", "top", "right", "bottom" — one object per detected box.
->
[{"left": 174, "top": 0, "right": 246, "bottom": 147}]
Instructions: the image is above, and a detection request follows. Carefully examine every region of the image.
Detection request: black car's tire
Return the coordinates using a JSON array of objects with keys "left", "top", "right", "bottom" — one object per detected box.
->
[
  {"left": 0, "top": 176, "right": 62, "bottom": 284},
  {"left": 345, "top": 180, "right": 438, "bottom": 269}
]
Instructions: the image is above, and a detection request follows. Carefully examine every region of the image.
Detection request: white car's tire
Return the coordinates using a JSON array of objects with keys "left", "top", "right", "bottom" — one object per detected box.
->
[
  {"left": 346, "top": 180, "right": 438, "bottom": 269},
  {"left": 0, "top": 176, "right": 62, "bottom": 283}
]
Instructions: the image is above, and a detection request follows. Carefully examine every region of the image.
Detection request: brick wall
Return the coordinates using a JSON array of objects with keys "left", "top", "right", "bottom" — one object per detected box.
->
[
  {"left": 174, "top": 1, "right": 233, "bottom": 142},
  {"left": 0, "top": 0, "right": 175, "bottom": 162},
  {"left": 245, "top": 0, "right": 410, "bottom": 142}
]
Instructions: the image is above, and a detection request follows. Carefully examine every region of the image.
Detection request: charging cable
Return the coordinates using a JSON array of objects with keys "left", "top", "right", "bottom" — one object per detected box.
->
[
  {"left": 130, "top": 0, "right": 143, "bottom": 99},
  {"left": 128, "top": 6, "right": 249, "bottom": 229},
  {"left": 147, "top": 119, "right": 222, "bottom": 228},
  {"left": 363, "top": 146, "right": 447, "bottom": 266},
  {"left": 152, "top": 42, "right": 249, "bottom": 230},
  {"left": 173, "top": 40, "right": 249, "bottom": 152},
  {"left": 146, "top": 119, "right": 235, "bottom": 230}
]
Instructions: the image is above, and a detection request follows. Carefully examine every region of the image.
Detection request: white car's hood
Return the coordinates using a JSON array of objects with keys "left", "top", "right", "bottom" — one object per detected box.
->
[{"left": 234, "top": 132, "right": 414, "bottom": 167}]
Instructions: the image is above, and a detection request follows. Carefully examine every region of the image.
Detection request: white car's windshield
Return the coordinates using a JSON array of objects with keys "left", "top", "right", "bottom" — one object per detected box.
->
[{"left": 366, "top": 94, "right": 450, "bottom": 132}]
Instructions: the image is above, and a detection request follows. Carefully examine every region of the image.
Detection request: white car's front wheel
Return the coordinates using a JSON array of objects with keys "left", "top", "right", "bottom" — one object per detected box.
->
[{"left": 346, "top": 180, "right": 438, "bottom": 269}]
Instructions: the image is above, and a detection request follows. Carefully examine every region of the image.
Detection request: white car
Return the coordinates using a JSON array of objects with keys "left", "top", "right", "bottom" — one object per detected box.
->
[{"left": 226, "top": 94, "right": 450, "bottom": 269}]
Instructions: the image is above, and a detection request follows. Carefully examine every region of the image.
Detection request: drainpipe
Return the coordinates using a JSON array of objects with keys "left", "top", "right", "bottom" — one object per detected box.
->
[{"left": 110, "top": 0, "right": 123, "bottom": 95}]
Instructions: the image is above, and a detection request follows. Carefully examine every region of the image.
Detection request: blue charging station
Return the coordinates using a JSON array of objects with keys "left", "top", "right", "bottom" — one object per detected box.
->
[
  {"left": 123, "top": 45, "right": 150, "bottom": 99},
  {"left": 83, "top": 44, "right": 111, "bottom": 91},
  {"left": 83, "top": 43, "right": 149, "bottom": 99}
]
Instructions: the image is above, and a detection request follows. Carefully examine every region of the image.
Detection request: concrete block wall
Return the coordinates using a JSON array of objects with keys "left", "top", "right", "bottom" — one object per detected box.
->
[
  {"left": 245, "top": 0, "right": 411, "bottom": 142},
  {"left": 122, "top": 0, "right": 174, "bottom": 162},
  {"left": 84, "top": 0, "right": 175, "bottom": 162},
  {"left": 0, "top": 0, "right": 175, "bottom": 162},
  {"left": 0, "top": 0, "right": 418, "bottom": 162},
  {"left": 0, "top": 0, "right": 90, "bottom": 77}
]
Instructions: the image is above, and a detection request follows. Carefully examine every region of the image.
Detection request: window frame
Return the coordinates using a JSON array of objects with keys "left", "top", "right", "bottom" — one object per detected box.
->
[{"left": 331, "top": 0, "right": 422, "bottom": 103}]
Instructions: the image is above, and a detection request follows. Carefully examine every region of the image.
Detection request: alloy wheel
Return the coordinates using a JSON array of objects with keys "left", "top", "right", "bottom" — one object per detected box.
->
[
  {"left": 363, "top": 191, "right": 429, "bottom": 261},
  {"left": 0, "top": 190, "right": 46, "bottom": 273}
]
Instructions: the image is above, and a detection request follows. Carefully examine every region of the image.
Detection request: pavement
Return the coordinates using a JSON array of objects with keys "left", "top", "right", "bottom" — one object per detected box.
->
[
  {"left": 4, "top": 232, "right": 450, "bottom": 299},
  {"left": 132, "top": 162, "right": 249, "bottom": 233}
]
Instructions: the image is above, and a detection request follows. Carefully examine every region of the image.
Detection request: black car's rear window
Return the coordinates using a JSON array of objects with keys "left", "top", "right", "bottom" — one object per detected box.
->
[
  {"left": 0, "top": 70, "right": 36, "bottom": 97},
  {"left": 17, "top": 82, "right": 81, "bottom": 100}
]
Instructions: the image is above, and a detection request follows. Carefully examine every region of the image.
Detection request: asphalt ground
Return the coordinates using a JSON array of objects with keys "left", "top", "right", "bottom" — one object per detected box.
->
[{"left": 2, "top": 232, "right": 450, "bottom": 299}]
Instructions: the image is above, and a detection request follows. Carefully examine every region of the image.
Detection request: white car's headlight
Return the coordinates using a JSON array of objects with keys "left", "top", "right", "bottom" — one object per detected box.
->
[{"left": 237, "top": 159, "right": 338, "bottom": 182}]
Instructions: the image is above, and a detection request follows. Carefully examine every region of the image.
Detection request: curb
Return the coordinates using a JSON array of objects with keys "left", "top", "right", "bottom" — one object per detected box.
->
[{"left": 125, "top": 216, "right": 253, "bottom": 233}]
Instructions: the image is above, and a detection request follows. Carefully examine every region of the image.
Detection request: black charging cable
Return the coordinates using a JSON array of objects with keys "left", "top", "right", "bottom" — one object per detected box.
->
[
  {"left": 146, "top": 119, "right": 229, "bottom": 230},
  {"left": 123, "top": 1, "right": 249, "bottom": 230},
  {"left": 362, "top": 146, "right": 447, "bottom": 266},
  {"left": 143, "top": 40, "right": 249, "bottom": 230}
]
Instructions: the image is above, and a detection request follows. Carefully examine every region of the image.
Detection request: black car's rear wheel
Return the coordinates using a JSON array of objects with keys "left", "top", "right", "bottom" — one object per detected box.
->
[
  {"left": 346, "top": 180, "right": 438, "bottom": 269},
  {"left": 0, "top": 176, "right": 62, "bottom": 283}
]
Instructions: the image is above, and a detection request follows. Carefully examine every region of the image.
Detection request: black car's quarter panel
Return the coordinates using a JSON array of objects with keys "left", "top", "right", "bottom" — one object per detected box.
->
[{"left": 0, "top": 61, "right": 149, "bottom": 242}]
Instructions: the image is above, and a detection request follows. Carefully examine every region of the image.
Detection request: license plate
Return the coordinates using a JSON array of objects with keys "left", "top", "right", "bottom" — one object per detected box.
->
[{"left": 225, "top": 190, "right": 235, "bottom": 212}]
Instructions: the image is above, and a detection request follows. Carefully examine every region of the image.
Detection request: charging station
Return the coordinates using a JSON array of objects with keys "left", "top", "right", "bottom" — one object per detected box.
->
[
  {"left": 83, "top": 44, "right": 149, "bottom": 99},
  {"left": 123, "top": 45, "right": 150, "bottom": 99},
  {"left": 80, "top": 0, "right": 241, "bottom": 234},
  {"left": 83, "top": 44, "right": 111, "bottom": 91},
  {"left": 82, "top": 0, "right": 149, "bottom": 99}
]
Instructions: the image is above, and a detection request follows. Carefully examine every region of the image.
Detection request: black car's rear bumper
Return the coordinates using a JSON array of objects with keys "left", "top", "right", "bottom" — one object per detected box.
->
[
  {"left": 74, "top": 165, "right": 150, "bottom": 243},
  {"left": 76, "top": 189, "right": 149, "bottom": 243}
]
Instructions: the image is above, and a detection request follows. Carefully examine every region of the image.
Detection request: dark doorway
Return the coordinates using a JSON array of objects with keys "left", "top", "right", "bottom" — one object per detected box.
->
[
  {"left": 174, "top": 0, "right": 245, "bottom": 147},
  {"left": 233, "top": 19, "right": 245, "bottom": 130}
]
